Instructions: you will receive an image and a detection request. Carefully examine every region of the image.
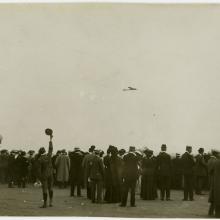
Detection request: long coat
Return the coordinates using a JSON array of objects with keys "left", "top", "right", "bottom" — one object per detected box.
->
[
  {"left": 69, "top": 151, "right": 84, "bottom": 184},
  {"left": 181, "top": 152, "right": 195, "bottom": 175},
  {"left": 55, "top": 154, "right": 70, "bottom": 182},
  {"left": 213, "top": 159, "right": 220, "bottom": 205},
  {"left": 157, "top": 152, "right": 172, "bottom": 176},
  {"left": 194, "top": 154, "right": 207, "bottom": 177}
]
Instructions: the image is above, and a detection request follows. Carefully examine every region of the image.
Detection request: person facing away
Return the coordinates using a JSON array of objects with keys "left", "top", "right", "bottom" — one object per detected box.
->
[
  {"left": 16, "top": 151, "right": 29, "bottom": 188},
  {"left": 120, "top": 146, "right": 139, "bottom": 207},
  {"left": 36, "top": 137, "right": 54, "bottom": 208},
  {"left": 181, "top": 146, "right": 195, "bottom": 201},
  {"left": 172, "top": 153, "right": 183, "bottom": 190},
  {"left": 194, "top": 147, "right": 207, "bottom": 195},
  {"left": 55, "top": 149, "right": 70, "bottom": 189},
  {"left": 141, "top": 149, "right": 157, "bottom": 200},
  {"left": 69, "top": 147, "right": 84, "bottom": 197},
  {"left": 82, "top": 145, "right": 96, "bottom": 200},
  {"left": 87, "top": 149, "right": 104, "bottom": 203},
  {"left": 213, "top": 151, "right": 220, "bottom": 218},
  {"left": 207, "top": 149, "right": 219, "bottom": 217},
  {"left": 157, "top": 144, "right": 172, "bottom": 201},
  {"left": 7, "top": 151, "right": 16, "bottom": 188}
]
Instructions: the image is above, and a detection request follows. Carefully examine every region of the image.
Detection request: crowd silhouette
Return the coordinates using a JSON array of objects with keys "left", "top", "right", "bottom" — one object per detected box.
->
[{"left": 0, "top": 140, "right": 220, "bottom": 217}]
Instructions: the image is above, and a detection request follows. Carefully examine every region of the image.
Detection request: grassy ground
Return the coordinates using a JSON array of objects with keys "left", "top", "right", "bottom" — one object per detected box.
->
[{"left": 0, "top": 184, "right": 210, "bottom": 218}]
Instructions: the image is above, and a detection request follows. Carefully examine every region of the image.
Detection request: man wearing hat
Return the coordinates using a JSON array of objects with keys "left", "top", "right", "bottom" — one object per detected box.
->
[
  {"left": 157, "top": 144, "right": 172, "bottom": 201},
  {"left": 37, "top": 135, "right": 54, "bottom": 208},
  {"left": 172, "top": 153, "right": 182, "bottom": 190},
  {"left": 55, "top": 149, "right": 70, "bottom": 189},
  {"left": 212, "top": 150, "right": 220, "bottom": 218},
  {"left": 181, "top": 146, "right": 195, "bottom": 201},
  {"left": 69, "top": 147, "right": 84, "bottom": 197},
  {"left": 0, "top": 149, "right": 8, "bottom": 184},
  {"left": 87, "top": 149, "right": 104, "bottom": 203},
  {"left": 82, "top": 145, "right": 96, "bottom": 199},
  {"left": 120, "top": 146, "right": 139, "bottom": 207},
  {"left": 194, "top": 147, "right": 207, "bottom": 195},
  {"left": 7, "top": 150, "right": 16, "bottom": 188},
  {"left": 208, "top": 149, "right": 219, "bottom": 216}
]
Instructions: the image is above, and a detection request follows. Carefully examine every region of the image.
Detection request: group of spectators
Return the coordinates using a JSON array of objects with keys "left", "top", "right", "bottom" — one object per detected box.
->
[{"left": 0, "top": 144, "right": 219, "bottom": 217}]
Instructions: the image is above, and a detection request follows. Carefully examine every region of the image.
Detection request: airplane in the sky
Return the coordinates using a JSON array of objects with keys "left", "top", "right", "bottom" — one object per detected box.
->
[{"left": 123, "top": 86, "right": 138, "bottom": 91}]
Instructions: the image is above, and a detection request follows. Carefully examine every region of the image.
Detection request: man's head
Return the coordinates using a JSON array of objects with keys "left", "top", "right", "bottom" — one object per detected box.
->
[
  {"left": 38, "top": 147, "right": 46, "bottom": 155},
  {"left": 89, "top": 145, "right": 95, "bottom": 153},
  {"left": 119, "top": 149, "right": 126, "bottom": 156},
  {"left": 161, "top": 144, "right": 167, "bottom": 152},
  {"left": 186, "top": 146, "right": 192, "bottom": 154},
  {"left": 198, "top": 148, "right": 204, "bottom": 154},
  {"left": 129, "top": 146, "right": 136, "bottom": 152},
  {"left": 176, "top": 153, "right": 180, "bottom": 158}
]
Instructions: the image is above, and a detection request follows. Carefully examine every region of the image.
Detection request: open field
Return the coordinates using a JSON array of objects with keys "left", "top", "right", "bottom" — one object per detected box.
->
[{"left": 0, "top": 184, "right": 209, "bottom": 218}]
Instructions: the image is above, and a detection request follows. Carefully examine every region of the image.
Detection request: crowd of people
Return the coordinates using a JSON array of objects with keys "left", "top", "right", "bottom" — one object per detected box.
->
[{"left": 0, "top": 141, "right": 220, "bottom": 217}]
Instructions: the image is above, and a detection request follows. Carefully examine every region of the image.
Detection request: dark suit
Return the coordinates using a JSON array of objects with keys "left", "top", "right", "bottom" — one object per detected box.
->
[
  {"left": 88, "top": 155, "right": 104, "bottom": 203},
  {"left": 121, "top": 152, "right": 139, "bottom": 206},
  {"left": 172, "top": 157, "right": 182, "bottom": 189},
  {"left": 157, "top": 151, "right": 172, "bottom": 200},
  {"left": 181, "top": 152, "right": 195, "bottom": 200},
  {"left": 7, "top": 154, "right": 16, "bottom": 188},
  {"left": 194, "top": 154, "right": 207, "bottom": 194},
  {"left": 16, "top": 155, "right": 29, "bottom": 188},
  {"left": 69, "top": 151, "right": 84, "bottom": 196}
]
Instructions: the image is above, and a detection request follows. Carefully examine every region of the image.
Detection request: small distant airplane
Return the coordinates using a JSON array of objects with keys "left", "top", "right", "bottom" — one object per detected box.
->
[{"left": 123, "top": 86, "right": 138, "bottom": 91}]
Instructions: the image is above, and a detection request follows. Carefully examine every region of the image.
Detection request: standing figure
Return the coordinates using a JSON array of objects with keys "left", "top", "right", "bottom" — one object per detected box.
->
[
  {"left": 141, "top": 149, "right": 157, "bottom": 200},
  {"left": 69, "top": 148, "right": 84, "bottom": 197},
  {"left": 7, "top": 151, "right": 16, "bottom": 188},
  {"left": 27, "top": 150, "right": 36, "bottom": 183},
  {"left": 16, "top": 151, "right": 29, "bottom": 188},
  {"left": 157, "top": 144, "right": 172, "bottom": 201},
  {"left": 108, "top": 146, "right": 123, "bottom": 203},
  {"left": 82, "top": 145, "right": 96, "bottom": 199},
  {"left": 37, "top": 129, "right": 54, "bottom": 208},
  {"left": 88, "top": 149, "right": 104, "bottom": 203},
  {"left": 213, "top": 152, "right": 220, "bottom": 218},
  {"left": 103, "top": 147, "right": 112, "bottom": 202},
  {"left": 120, "top": 146, "right": 139, "bottom": 207},
  {"left": 55, "top": 149, "right": 70, "bottom": 188},
  {"left": 207, "top": 150, "right": 219, "bottom": 216},
  {"left": 195, "top": 148, "right": 207, "bottom": 195},
  {"left": 0, "top": 150, "right": 8, "bottom": 184},
  {"left": 181, "top": 146, "right": 195, "bottom": 201},
  {"left": 172, "top": 153, "right": 182, "bottom": 190}
]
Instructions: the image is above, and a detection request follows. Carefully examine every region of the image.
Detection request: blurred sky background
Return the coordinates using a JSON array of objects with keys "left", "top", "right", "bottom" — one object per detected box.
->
[{"left": 0, "top": 4, "right": 220, "bottom": 155}]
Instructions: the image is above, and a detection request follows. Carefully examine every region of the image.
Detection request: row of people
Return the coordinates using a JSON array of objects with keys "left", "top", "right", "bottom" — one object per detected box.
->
[{"left": 0, "top": 143, "right": 219, "bottom": 217}]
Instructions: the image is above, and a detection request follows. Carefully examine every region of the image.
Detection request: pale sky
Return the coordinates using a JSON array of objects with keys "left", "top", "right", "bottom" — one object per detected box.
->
[{"left": 0, "top": 4, "right": 220, "bottom": 154}]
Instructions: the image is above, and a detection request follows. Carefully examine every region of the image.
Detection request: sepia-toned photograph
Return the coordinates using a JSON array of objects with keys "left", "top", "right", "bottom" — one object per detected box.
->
[{"left": 0, "top": 2, "right": 220, "bottom": 218}]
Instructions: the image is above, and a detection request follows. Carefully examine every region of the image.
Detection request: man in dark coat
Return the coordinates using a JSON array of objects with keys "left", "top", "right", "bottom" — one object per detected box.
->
[
  {"left": 0, "top": 150, "right": 8, "bottom": 184},
  {"left": 82, "top": 145, "right": 96, "bottom": 199},
  {"left": 87, "top": 149, "right": 104, "bottom": 203},
  {"left": 194, "top": 148, "right": 207, "bottom": 195},
  {"left": 37, "top": 136, "right": 54, "bottom": 208},
  {"left": 120, "top": 146, "right": 139, "bottom": 207},
  {"left": 7, "top": 151, "right": 16, "bottom": 188},
  {"left": 172, "top": 153, "right": 182, "bottom": 189},
  {"left": 213, "top": 152, "right": 220, "bottom": 218},
  {"left": 103, "top": 147, "right": 112, "bottom": 202},
  {"left": 208, "top": 150, "right": 219, "bottom": 216},
  {"left": 181, "top": 146, "right": 195, "bottom": 201},
  {"left": 157, "top": 144, "right": 172, "bottom": 201},
  {"left": 16, "top": 151, "right": 29, "bottom": 188},
  {"left": 69, "top": 148, "right": 84, "bottom": 197}
]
